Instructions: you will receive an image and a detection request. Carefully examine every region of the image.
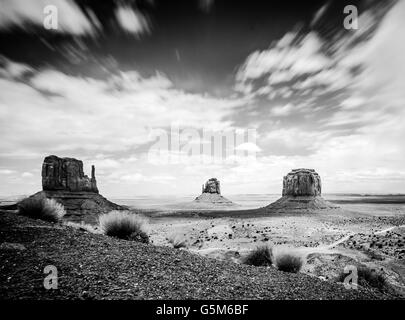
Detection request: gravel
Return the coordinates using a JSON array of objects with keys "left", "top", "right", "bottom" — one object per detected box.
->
[{"left": 0, "top": 210, "right": 383, "bottom": 300}]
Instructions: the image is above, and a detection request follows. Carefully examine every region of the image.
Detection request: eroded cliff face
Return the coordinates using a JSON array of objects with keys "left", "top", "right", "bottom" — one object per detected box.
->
[
  {"left": 265, "top": 168, "right": 336, "bottom": 211},
  {"left": 202, "top": 178, "right": 221, "bottom": 194},
  {"left": 30, "top": 155, "right": 125, "bottom": 223},
  {"left": 282, "top": 169, "right": 321, "bottom": 197},
  {"left": 42, "top": 155, "right": 98, "bottom": 193}
]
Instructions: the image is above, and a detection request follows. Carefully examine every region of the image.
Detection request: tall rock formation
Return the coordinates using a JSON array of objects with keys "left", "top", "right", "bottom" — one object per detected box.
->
[
  {"left": 42, "top": 155, "right": 98, "bottom": 193},
  {"left": 282, "top": 168, "right": 321, "bottom": 197},
  {"left": 202, "top": 178, "right": 221, "bottom": 194},
  {"left": 188, "top": 178, "right": 237, "bottom": 208},
  {"left": 266, "top": 169, "right": 336, "bottom": 211},
  {"left": 20, "top": 155, "right": 124, "bottom": 224}
]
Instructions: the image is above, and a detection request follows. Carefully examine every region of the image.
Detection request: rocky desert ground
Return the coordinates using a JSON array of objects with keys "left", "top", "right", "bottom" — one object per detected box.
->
[{"left": 143, "top": 200, "right": 405, "bottom": 297}]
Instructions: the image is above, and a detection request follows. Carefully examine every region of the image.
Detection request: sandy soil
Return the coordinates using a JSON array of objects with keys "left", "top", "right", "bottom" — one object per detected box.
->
[{"left": 141, "top": 203, "right": 405, "bottom": 297}]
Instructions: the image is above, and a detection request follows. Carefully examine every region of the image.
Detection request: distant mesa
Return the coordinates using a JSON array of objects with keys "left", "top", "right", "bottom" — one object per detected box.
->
[
  {"left": 21, "top": 155, "right": 124, "bottom": 223},
  {"left": 42, "top": 155, "right": 99, "bottom": 193},
  {"left": 282, "top": 168, "right": 321, "bottom": 197},
  {"left": 192, "top": 178, "right": 237, "bottom": 207},
  {"left": 266, "top": 168, "right": 337, "bottom": 211}
]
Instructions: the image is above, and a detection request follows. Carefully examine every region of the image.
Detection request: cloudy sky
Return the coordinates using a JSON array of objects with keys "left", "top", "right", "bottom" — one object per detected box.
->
[{"left": 0, "top": 0, "right": 404, "bottom": 197}]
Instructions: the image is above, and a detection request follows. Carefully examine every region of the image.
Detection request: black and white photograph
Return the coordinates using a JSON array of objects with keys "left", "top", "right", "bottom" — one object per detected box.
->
[{"left": 0, "top": 0, "right": 405, "bottom": 310}]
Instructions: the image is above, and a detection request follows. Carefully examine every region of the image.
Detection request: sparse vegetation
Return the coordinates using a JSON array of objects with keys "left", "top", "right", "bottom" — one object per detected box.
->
[
  {"left": 337, "top": 265, "right": 387, "bottom": 291},
  {"left": 18, "top": 196, "right": 66, "bottom": 222},
  {"left": 167, "top": 233, "right": 188, "bottom": 249},
  {"left": 99, "top": 210, "right": 149, "bottom": 243},
  {"left": 274, "top": 252, "right": 303, "bottom": 273},
  {"left": 241, "top": 245, "right": 273, "bottom": 266}
]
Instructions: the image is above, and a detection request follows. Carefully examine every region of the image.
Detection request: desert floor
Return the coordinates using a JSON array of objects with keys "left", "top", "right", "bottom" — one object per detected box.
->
[{"left": 140, "top": 201, "right": 405, "bottom": 297}]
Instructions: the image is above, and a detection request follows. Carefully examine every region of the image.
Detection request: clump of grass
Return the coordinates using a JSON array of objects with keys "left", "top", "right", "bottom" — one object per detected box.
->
[
  {"left": 241, "top": 245, "right": 273, "bottom": 266},
  {"left": 18, "top": 196, "right": 66, "bottom": 222},
  {"left": 99, "top": 210, "right": 149, "bottom": 243},
  {"left": 167, "top": 233, "right": 188, "bottom": 249},
  {"left": 274, "top": 252, "right": 303, "bottom": 273},
  {"left": 337, "top": 265, "right": 387, "bottom": 291}
]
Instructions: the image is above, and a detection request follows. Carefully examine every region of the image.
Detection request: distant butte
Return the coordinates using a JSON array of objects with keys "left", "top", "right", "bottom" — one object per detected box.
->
[
  {"left": 192, "top": 178, "right": 237, "bottom": 208},
  {"left": 265, "top": 169, "right": 337, "bottom": 212}
]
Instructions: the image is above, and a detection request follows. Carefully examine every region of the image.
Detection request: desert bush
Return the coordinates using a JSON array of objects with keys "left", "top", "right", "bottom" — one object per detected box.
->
[
  {"left": 337, "top": 265, "right": 387, "bottom": 291},
  {"left": 167, "top": 233, "right": 188, "bottom": 249},
  {"left": 274, "top": 253, "right": 303, "bottom": 273},
  {"left": 241, "top": 245, "right": 273, "bottom": 266},
  {"left": 18, "top": 196, "right": 66, "bottom": 222},
  {"left": 99, "top": 210, "right": 149, "bottom": 243}
]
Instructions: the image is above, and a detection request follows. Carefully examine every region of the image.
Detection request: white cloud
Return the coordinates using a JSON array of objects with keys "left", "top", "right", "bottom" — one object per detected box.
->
[
  {"left": 236, "top": 32, "right": 329, "bottom": 83},
  {"left": 0, "top": 169, "right": 16, "bottom": 175},
  {"left": 21, "top": 172, "right": 34, "bottom": 178},
  {"left": 270, "top": 103, "right": 295, "bottom": 117},
  {"left": 235, "top": 143, "right": 261, "bottom": 152},
  {"left": 340, "top": 97, "right": 366, "bottom": 110},
  {"left": 115, "top": 6, "right": 151, "bottom": 36},
  {"left": 268, "top": 70, "right": 294, "bottom": 85},
  {"left": 0, "top": 58, "right": 242, "bottom": 166},
  {"left": 0, "top": 56, "right": 34, "bottom": 78}
]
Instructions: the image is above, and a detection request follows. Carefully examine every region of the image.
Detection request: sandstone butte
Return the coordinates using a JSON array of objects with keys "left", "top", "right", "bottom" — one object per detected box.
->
[
  {"left": 19, "top": 155, "right": 124, "bottom": 223},
  {"left": 192, "top": 178, "right": 237, "bottom": 207},
  {"left": 265, "top": 168, "right": 337, "bottom": 211}
]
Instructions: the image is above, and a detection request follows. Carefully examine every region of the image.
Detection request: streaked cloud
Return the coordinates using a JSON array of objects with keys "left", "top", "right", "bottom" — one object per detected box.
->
[{"left": 115, "top": 5, "right": 151, "bottom": 36}]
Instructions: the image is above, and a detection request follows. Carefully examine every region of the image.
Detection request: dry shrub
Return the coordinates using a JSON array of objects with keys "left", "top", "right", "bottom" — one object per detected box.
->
[
  {"left": 274, "top": 252, "right": 303, "bottom": 273},
  {"left": 241, "top": 245, "right": 273, "bottom": 266},
  {"left": 167, "top": 233, "right": 188, "bottom": 249},
  {"left": 18, "top": 196, "right": 66, "bottom": 222},
  {"left": 99, "top": 210, "right": 149, "bottom": 243}
]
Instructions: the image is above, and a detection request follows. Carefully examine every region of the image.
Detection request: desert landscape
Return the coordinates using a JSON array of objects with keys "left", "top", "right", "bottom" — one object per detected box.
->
[
  {"left": 1, "top": 0, "right": 404, "bottom": 306},
  {"left": 1, "top": 155, "right": 404, "bottom": 299}
]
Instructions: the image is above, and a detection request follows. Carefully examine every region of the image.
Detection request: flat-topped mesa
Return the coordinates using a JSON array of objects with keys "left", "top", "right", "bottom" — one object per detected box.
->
[
  {"left": 282, "top": 168, "right": 321, "bottom": 197},
  {"left": 202, "top": 178, "right": 221, "bottom": 194},
  {"left": 42, "top": 155, "right": 98, "bottom": 193},
  {"left": 265, "top": 168, "right": 337, "bottom": 211}
]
